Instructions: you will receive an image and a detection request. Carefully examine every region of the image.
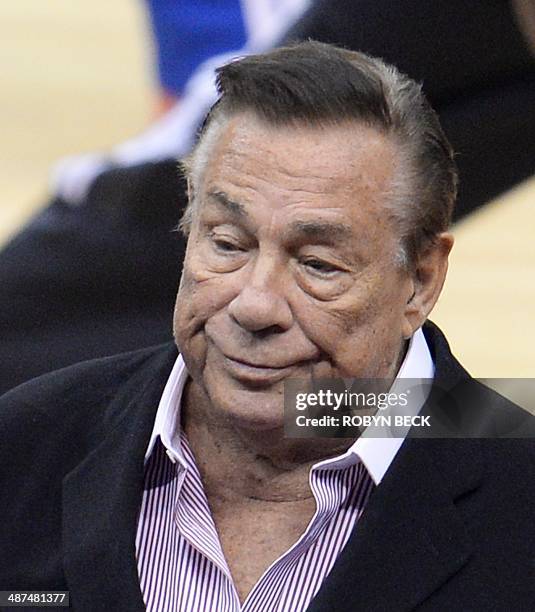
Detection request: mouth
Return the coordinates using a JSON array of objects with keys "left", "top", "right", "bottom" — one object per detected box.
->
[{"left": 221, "top": 354, "right": 304, "bottom": 386}]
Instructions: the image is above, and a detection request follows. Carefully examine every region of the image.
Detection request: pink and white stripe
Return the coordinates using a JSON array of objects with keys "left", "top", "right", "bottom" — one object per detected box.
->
[{"left": 136, "top": 432, "right": 374, "bottom": 612}]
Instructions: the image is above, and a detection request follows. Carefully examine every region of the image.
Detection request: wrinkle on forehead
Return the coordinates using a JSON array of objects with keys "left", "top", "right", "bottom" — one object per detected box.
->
[{"left": 205, "top": 114, "right": 397, "bottom": 193}]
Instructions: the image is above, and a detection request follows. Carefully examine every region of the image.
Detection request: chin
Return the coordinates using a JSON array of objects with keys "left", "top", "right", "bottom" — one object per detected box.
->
[{"left": 210, "top": 387, "right": 286, "bottom": 432}]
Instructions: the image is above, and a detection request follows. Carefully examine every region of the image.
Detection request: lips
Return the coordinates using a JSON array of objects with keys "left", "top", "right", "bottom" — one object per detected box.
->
[
  {"left": 220, "top": 353, "right": 303, "bottom": 386},
  {"left": 225, "top": 355, "right": 293, "bottom": 370}
]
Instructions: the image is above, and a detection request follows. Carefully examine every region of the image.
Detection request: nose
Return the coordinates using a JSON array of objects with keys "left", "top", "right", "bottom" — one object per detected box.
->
[{"left": 227, "top": 258, "right": 293, "bottom": 333}]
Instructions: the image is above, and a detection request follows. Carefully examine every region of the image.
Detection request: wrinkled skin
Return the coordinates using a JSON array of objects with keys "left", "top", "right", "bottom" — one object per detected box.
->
[{"left": 174, "top": 114, "right": 452, "bottom": 436}]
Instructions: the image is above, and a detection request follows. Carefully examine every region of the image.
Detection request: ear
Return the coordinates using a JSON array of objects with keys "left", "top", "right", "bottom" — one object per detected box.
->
[{"left": 401, "top": 232, "right": 454, "bottom": 338}]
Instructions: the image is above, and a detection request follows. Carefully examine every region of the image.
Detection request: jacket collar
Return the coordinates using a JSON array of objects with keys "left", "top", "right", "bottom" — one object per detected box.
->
[{"left": 62, "top": 343, "right": 177, "bottom": 612}]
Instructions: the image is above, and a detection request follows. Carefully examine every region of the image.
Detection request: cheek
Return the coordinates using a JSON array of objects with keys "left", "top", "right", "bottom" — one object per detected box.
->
[
  {"left": 296, "top": 281, "right": 376, "bottom": 342},
  {"left": 294, "top": 278, "right": 406, "bottom": 376},
  {"left": 173, "top": 264, "right": 240, "bottom": 347}
]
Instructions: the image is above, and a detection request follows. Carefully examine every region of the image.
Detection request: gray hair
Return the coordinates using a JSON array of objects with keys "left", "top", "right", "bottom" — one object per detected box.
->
[{"left": 180, "top": 41, "right": 457, "bottom": 268}]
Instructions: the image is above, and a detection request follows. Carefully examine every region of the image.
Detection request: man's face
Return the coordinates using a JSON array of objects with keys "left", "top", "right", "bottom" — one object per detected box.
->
[{"left": 174, "top": 114, "right": 416, "bottom": 430}]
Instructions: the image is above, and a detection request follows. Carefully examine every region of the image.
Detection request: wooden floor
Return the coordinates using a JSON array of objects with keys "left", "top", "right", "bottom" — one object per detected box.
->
[{"left": 1, "top": 1, "right": 534, "bottom": 377}]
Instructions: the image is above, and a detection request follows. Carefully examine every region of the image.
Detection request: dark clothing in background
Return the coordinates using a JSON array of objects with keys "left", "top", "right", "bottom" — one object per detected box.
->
[
  {"left": 0, "top": 162, "right": 186, "bottom": 394},
  {"left": 1, "top": 0, "right": 534, "bottom": 394}
]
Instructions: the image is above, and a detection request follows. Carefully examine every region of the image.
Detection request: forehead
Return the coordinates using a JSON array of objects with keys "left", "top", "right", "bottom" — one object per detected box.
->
[{"left": 197, "top": 114, "right": 399, "bottom": 238}]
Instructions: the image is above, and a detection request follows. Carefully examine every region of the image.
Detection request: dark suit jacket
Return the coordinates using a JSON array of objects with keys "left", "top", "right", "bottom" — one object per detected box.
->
[{"left": 0, "top": 322, "right": 533, "bottom": 611}]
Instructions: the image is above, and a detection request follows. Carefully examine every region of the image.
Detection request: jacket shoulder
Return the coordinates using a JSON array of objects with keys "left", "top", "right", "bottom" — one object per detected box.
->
[{"left": 0, "top": 342, "right": 177, "bottom": 460}]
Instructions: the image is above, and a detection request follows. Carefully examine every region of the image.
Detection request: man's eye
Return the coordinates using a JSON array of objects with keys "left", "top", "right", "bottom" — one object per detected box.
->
[
  {"left": 210, "top": 234, "right": 244, "bottom": 253},
  {"left": 301, "top": 259, "right": 340, "bottom": 275},
  {"left": 214, "top": 240, "right": 241, "bottom": 252}
]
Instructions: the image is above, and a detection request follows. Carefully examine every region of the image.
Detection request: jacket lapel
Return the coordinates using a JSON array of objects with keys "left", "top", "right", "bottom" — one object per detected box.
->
[
  {"left": 307, "top": 437, "right": 482, "bottom": 611},
  {"left": 62, "top": 345, "right": 177, "bottom": 612}
]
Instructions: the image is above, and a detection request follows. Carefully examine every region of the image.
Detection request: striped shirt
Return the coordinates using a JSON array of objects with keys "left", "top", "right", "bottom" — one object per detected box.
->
[{"left": 136, "top": 329, "right": 433, "bottom": 611}]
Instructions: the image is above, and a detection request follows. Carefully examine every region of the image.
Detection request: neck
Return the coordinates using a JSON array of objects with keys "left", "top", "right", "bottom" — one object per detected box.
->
[{"left": 182, "top": 380, "right": 354, "bottom": 504}]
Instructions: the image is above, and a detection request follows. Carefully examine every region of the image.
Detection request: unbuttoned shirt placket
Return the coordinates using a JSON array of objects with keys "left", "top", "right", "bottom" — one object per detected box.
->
[{"left": 171, "top": 431, "right": 374, "bottom": 612}]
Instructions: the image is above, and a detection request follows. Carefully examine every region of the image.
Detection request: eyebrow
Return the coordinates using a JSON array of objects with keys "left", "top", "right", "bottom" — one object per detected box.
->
[
  {"left": 205, "top": 191, "right": 353, "bottom": 241},
  {"left": 289, "top": 220, "right": 354, "bottom": 241},
  {"left": 206, "top": 190, "right": 247, "bottom": 217}
]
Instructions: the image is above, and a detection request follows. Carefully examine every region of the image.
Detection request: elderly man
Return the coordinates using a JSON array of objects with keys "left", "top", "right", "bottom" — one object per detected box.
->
[{"left": 0, "top": 42, "right": 533, "bottom": 611}]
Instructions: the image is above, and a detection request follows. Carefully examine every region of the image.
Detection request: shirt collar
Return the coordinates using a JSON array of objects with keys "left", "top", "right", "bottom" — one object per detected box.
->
[
  {"left": 145, "top": 327, "right": 434, "bottom": 484},
  {"left": 335, "top": 327, "right": 434, "bottom": 483},
  {"left": 144, "top": 355, "right": 189, "bottom": 468}
]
